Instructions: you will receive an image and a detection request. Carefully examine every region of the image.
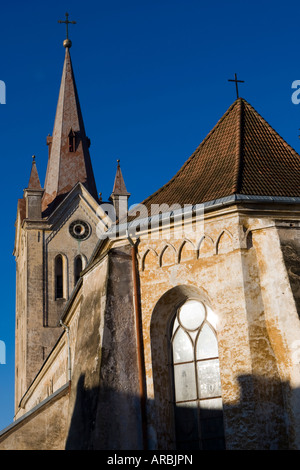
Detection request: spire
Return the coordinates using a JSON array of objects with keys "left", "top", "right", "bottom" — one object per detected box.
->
[
  {"left": 28, "top": 155, "right": 42, "bottom": 189},
  {"left": 42, "top": 44, "right": 98, "bottom": 212},
  {"left": 111, "top": 160, "right": 130, "bottom": 197}
]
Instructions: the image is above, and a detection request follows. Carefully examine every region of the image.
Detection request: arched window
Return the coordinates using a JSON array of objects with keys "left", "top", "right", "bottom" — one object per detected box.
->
[
  {"left": 170, "top": 299, "right": 225, "bottom": 450},
  {"left": 55, "top": 255, "right": 64, "bottom": 299},
  {"left": 74, "top": 255, "right": 83, "bottom": 285}
]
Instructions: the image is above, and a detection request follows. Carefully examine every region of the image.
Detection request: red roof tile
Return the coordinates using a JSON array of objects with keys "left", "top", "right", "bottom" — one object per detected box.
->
[{"left": 139, "top": 98, "right": 300, "bottom": 214}]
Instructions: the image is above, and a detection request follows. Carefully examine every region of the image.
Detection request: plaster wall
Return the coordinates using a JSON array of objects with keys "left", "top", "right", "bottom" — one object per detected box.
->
[
  {"left": 137, "top": 209, "right": 295, "bottom": 449},
  {"left": 65, "top": 246, "right": 143, "bottom": 450},
  {"left": 14, "top": 300, "right": 81, "bottom": 421},
  {"left": 0, "top": 388, "right": 69, "bottom": 450}
]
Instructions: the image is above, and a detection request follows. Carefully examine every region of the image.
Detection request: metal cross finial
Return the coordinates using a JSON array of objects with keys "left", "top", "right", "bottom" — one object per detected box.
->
[
  {"left": 58, "top": 12, "right": 76, "bottom": 40},
  {"left": 228, "top": 73, "right": 244, "bottom": 99}
]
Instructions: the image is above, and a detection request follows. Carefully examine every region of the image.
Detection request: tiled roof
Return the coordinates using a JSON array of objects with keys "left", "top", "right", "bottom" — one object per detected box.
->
[{"left": 139, "top": 98, "right": 300, "bottom": 214}]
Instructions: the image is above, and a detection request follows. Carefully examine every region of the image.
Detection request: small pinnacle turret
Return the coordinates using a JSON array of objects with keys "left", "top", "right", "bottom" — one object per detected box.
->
[
  {"left": 27, "top": 156, "right": 42, "bottom": 190},
  {"left": 111, "top": 160, "right": 130, "bottom": 222}
]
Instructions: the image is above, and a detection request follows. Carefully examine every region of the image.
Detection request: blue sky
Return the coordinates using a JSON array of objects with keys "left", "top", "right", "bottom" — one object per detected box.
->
[{"left": 0, "top": 0, "right": 300, "bottom": 432}]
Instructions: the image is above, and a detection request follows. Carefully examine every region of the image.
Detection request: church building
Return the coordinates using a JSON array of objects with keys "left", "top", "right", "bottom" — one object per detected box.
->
[{"left": 1, "top": 24, "right": 300, "bottom": 450}]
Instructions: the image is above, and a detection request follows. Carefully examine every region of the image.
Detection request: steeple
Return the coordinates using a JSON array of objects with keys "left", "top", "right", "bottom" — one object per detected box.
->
[
  {"left": 42, "top": 40, "right": 98, "bottom": 212},
  {"left": 13, "top": 19, "right": 105, "bottom": 412}
]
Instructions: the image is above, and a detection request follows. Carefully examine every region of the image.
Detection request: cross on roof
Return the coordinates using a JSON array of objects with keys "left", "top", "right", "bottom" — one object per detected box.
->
[
  {"left": 228, "top": 73, "right": 244, "bottom": 99},
  {"left": 58, "top": 12, "right": 76, "bottom": 40}
]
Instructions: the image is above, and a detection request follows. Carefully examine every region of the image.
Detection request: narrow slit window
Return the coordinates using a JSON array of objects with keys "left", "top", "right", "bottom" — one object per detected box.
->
[
  {"left": 170, "top": 300, "right": 225, "bottom": 450},
  {"left": 74, "top": 256, "right": 82, "bottom": 285},
  {"left": 55, "top": 255, "right": 63, "bottom": 299},
  {"left": 68, "top": 129, "right": 76, "bottom": 152}
]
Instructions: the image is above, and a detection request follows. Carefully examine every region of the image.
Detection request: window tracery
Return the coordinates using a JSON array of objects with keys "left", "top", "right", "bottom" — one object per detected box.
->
[{"left": 170, "top": 299, "right": 225, "bottom": 450}]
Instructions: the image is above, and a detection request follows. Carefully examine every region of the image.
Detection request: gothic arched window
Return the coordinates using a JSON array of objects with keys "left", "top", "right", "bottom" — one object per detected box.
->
[
  {"left": 55, "top": 255, "right": 64, "bottom": 299},
  {"left": 170, "top": 299, "right": 225, "bottom": 450},
  {"left": 74, "top": 255, "right": 83, "bottom": 285}
]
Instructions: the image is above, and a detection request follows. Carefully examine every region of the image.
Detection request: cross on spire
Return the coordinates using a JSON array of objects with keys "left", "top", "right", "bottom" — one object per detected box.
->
[
  {"left": 228, "top": 73, "right": 244, "bottom": 99},
  {"left": 58, "top": 12, "right": 76, "bottom": 47}
]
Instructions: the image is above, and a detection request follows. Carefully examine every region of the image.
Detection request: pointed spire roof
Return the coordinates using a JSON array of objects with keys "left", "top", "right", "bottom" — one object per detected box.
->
[
  {"left": 27, "top": 156, "right": 42, "bottom": 189},
  {"left": 42, "top": 44, "right": 98, "bottom": 212},
  {"left": 139, "top": 98, "right": 300, "bottom": 215},
  {"left": 111, "top": 160, "right": 130, "bottom": 197}
]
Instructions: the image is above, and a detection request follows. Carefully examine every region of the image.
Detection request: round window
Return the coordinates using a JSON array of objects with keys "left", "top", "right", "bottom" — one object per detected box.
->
[{"left": 69, "top": 220, "right": 90, "bottom": 240}]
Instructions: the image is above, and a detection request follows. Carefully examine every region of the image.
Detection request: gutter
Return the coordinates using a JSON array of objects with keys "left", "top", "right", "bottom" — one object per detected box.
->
[
  {"left": 112, "top": 194, "right": 300, "bottom": 239},
  {"left": 126, "top": 230, "right": 148, "bottom": 450}
]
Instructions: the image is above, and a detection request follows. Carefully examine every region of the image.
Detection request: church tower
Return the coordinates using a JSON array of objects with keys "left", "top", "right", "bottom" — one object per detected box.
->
[{"left": 13, "top": 30, "right": 105, "bottom": 409}]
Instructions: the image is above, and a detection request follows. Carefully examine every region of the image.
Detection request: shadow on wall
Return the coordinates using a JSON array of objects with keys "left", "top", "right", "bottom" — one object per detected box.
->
[
  {"left": 65, "top": 372, "right": 293, "bottom": 450},
  {"left": 64, "top": 260, "right": 294, "bottom": 450},
  {"left": 65, "top": 374, "right": 143, "bottom": 450}
]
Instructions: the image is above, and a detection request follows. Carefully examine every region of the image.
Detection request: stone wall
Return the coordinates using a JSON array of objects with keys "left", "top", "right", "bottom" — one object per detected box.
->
[
  {"left": 65, "top": 244, "right": 143, "bottom": 450},
  {"left": 136, "top": 206, "right": 298, "bottom": 449},
  {"left": 5, "top": 203, "right": 300, "bottom": 450},
  {"left": 0, "top": 385, "right": 69, "bottom": 450}
]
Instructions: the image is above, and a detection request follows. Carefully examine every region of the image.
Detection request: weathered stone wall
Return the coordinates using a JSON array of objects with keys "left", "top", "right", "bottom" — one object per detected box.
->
[
  {"left": 14, "top": 226, "right": 28, "bottom": 410},
  {"left": 13, "top": 189, "right": 101, "bottom": 417},
  {"left": 256, "top": 221, "right": 300, "bottom": 448},
  {"left": 0, "top": 386, "right": 69, "bottom": 450},
  {"left": 14, "top": 333, "right": 68, "bottom": 421},
  {"left": 14, "top": 222, "right": 53, "bottom": 407},
  {"left": 65, "top": 245, "right": 143, "bottom": 450},
  {"left": 137, "top": 208, "right": 296, "bottom": 449},
  {"left": 7, "top": 204, "right": 300, "bottom": 450},
  {"left": 279, "top": 223, "right": 300, "bottom": 318},
  {"left": 45, "top": 201, "right": 100, "bottom": 328}
]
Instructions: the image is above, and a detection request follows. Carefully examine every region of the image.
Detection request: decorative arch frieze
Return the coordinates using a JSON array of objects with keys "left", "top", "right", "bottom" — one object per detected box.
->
[
  {"left": 177, "top": 238, "right": 196, "bottom": 263},
  {"left": 141, "top": 247, "right": 159, "bottom": 271},
  {"left": 159, "top": 243, "right": 177, "bottom": 267},
  {"left": 216, "top": 229, "right": 234, "bottom": 255},
  {"left": 197, "top": 234, "right": 215, "bottom": 258},
  {"left": 140, "top": 228, "right": 236, "bottom": 271}
]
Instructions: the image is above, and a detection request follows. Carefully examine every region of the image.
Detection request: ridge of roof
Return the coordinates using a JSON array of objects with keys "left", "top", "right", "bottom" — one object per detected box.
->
[{"left": 234, "top": 98, "right": 244, "bottom": 194}]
